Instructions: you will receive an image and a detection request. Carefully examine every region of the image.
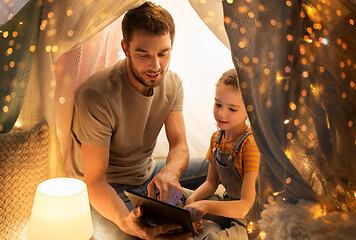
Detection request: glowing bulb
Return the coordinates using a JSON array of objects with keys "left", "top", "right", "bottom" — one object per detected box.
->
[
  {"left": 247, "top": 221, "right": 254, "bottom": 233},
  {"left": 289, "top": 102, "right": 297, "bottom": 111},
  {"left": 302, "top": 4, "right": 321, "bottom": 22},
  {"left": 15, "top": 121, "right": 21, "bottom": 127},
  {"left": 276, "top": 72, "right": 284, "bottom": 82},
  {"left": 273, "top": 190, "right": 285, "bottom": 196},
  {"left": 284, "top": 119, "right": 290, "bottom": 124},
  {"left": 259, "top": 231, "right": 266, "bottom": 239},
  {"left": 321, "top": 38, "right": 328, "bottom": 45},
  {"left": 310, "top": 84, "right": 320, "bottom": 96}
]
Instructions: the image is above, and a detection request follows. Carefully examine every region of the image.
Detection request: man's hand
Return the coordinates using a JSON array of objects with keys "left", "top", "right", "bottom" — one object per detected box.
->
[
  {"left": 147, "top": 166, "right": 183, "bottom": 205},
  {"left": 122, "top": 206, "right": 190, "bottom": 240}
]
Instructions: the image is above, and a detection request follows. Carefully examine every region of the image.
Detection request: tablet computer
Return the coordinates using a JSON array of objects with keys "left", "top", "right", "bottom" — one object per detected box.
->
[{"left": 124, "top": 189, "right": 194, "bottom": 236}]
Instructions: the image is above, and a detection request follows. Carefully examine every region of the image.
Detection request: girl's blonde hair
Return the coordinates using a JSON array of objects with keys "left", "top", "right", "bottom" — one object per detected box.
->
[{"left": 217, "top": 68, "right": 239, "bottom": 90}]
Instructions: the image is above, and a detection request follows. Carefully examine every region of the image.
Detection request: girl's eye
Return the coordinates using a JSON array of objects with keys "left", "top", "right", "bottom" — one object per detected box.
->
[
  {"left": 215, "top": 103, "right": 221, "bottom": 107},
  {"left": 229, "top": 108, "right": 237, "bottom": 112}
]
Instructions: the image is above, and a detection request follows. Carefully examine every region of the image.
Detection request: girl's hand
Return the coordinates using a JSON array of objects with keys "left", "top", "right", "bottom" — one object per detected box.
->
[
  {"left": 185, "top": 196, "right": 195, "bottom": 206},
  {"left": 192, "top": 221, "right": 204, "bottom": 236},
  {"left": 184, "top": 201, "right": 208, "bottom": 235}
]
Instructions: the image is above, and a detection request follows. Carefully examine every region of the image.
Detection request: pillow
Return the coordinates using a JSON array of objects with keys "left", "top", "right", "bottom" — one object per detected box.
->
[{"left": 0, "top": 122, "right": 49, "bottom": 240}]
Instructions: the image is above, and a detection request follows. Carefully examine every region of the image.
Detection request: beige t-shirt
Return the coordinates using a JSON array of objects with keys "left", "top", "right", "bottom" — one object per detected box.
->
[{"left": 71, "top": 59, "right": 183, "bottom": 185}]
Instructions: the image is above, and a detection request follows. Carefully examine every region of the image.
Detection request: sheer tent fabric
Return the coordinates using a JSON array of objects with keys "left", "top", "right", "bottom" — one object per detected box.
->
[{"left": 0, "top": 0, "right": 144, "bottom": 177}]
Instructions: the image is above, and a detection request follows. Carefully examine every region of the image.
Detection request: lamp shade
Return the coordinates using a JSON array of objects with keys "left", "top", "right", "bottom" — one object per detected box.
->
[{"left": 27, "top": 177, "right": 93, "bottom": 240}]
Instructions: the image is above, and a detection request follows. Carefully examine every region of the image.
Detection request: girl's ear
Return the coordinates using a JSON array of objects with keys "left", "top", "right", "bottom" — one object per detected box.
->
[{"left": 121, "top": 39, "right": 129, "bottom": 57}]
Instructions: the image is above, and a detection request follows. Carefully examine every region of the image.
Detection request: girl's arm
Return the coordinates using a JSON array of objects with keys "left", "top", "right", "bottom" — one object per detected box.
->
[
  {"left": 185, "top": 163, "right": 220, "bottom": 205},
  {"left": 194, "top": 171, "right": 258, "bottom": 219}
]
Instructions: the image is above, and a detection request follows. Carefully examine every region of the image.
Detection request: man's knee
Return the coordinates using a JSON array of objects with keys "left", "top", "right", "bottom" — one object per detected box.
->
[
  {"left": 90, "top": 206, "right": 138, "bottom": 240},
  {"left": 179, "top": 158, "right": 209, "bottom": 190}
]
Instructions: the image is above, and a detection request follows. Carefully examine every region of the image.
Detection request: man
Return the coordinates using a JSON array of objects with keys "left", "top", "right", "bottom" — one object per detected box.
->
[{"left": 71, "top": 2, "right": 209, "bottom": 239}]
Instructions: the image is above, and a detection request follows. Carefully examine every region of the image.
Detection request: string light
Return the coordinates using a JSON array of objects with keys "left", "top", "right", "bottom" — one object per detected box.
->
[
  {"left": 14, "top": 121, "right": 21, "bottom": 128},
  {"left": 273, "top": 191, "right": 284, "bottom": 196},
  {"left": 321, "top": 38, "right": 328, "bottom": 45},
  {"left": 276, "top": 72, "right": 285, "bottom": 82},
  {"left": 247, "top": 221, "right": 254, "bottom": 234},
  {"left": 259, "top": 231, "right": 266, "bottom": 240},
  {"left": 310, "top": 84, "right": 321, "bottom": 96}
]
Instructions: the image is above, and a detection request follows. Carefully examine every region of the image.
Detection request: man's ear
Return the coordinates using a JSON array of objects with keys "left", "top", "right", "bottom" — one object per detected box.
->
[{"left": 121, "top": 39, "right": 129, "bottom": 57}]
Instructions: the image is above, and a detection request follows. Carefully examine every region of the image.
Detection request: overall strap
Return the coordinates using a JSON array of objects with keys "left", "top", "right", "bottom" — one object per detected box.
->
[
  {"left": 213, "top": 130, "right": 224, "bottom": 152},
  {"left": 214, "top": 130, "right": 224, "bottom": 144},
  {"left": 231, "top": 130, "right": 252, "bottom": 153}
]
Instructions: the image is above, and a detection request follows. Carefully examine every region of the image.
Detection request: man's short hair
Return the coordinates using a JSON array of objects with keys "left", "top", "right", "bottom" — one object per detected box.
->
[{"left": 122, "top": 1, "right": 175, "bottom": 44}]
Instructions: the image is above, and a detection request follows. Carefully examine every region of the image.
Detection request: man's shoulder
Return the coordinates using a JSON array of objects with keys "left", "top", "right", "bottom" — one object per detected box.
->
[
  {"left": 76, "top": 60, "right": 125, "bottom": 95},
  {"left": 161, "top": 70, "right": 183, "bottom": 96},
  {"left": 88, "top": 60, "right": 125, "bottom": 84},
  {"left": 164, "top": 69, "right": 182, "bottom": 84}
]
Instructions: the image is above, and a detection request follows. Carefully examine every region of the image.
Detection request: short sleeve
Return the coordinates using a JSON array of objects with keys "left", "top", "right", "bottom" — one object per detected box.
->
[
  {"left": 241, "top": 134, "right": 260, "bottom": 172},
  {"left": 205, "top": 132, "right": 218, "bottom": 162},
  {"left": 73, "top": 88, "right": 114, "bottom": 146}
]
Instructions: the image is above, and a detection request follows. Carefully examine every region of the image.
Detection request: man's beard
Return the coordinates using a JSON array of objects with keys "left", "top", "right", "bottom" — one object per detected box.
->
[{"left": 128, "top": 56, "right": 165, "bottom": 88}]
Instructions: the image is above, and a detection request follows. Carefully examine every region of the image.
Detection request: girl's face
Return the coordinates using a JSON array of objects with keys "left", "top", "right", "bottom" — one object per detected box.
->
[{"left": 213, "top": 84, "right": 247, "bottom": 132}]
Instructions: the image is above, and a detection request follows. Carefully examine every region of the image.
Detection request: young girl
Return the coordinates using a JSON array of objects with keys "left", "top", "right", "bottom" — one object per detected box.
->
[{"left": 184, "top": 69, "right": 260, "bottom": 239}]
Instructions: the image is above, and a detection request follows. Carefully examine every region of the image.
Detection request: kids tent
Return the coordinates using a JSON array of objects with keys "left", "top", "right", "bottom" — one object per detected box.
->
[{"left": 0, "top": 0, "right": 355, "bottom": 239}]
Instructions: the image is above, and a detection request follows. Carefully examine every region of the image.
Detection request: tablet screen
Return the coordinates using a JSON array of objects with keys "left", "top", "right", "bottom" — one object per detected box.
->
[{"left": 124, "top": 189, "right": 194, "bottom": 236}]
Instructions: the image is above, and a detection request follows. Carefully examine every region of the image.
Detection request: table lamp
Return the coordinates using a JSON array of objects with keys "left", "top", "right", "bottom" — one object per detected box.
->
[{"left": 27, "top": 177, "right": 94, "bottom": 240}]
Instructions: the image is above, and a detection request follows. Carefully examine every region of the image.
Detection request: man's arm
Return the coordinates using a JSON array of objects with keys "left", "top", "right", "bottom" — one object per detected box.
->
[
  {"left": 82, "top": 143, "right": 128, "bottom": 226},
  {"left": 82, "top": 143, "right": 184, "bottom": 238},
  {"left": 147, "top": 110, "right": 189, "bottom": 204}
]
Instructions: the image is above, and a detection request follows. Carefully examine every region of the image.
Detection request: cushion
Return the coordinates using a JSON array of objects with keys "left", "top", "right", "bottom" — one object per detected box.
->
[{"left": 0, "top": 122, "right": 49, "bottom": 240}]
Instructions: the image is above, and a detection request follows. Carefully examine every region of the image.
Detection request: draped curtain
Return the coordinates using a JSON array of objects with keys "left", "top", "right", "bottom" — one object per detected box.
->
[
  {"left": 0, "top": 0, "right": 144, "bottom": 177},
  {"left": 222, "top": 0, "right": 356, "bottom": 212},
  {"left": 189, "top": 0, "right": 356, "bottom": 212}
]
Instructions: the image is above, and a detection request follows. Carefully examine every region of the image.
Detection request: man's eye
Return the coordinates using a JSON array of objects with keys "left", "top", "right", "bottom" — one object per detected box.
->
[
  {"left": 158, "top": 52, "right": 168, "bottom": 57},
  {"left": 140, "top": 54, "right": 149, "bottom": 58}
]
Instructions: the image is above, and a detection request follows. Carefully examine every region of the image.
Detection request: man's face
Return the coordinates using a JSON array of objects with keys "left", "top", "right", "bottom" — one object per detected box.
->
[{"left": 122, "top": 29, "right": 172, "bottom": 89}]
